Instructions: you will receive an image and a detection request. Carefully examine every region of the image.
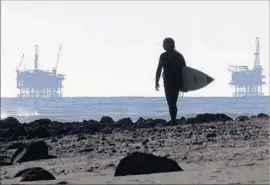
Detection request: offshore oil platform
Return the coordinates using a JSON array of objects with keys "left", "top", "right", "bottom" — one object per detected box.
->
[
  {"left": 16, "top": 45, "right": 66, "bottom": 98},
  {"left": 228, "top": 37, "right": 266, "bottom": 97}
]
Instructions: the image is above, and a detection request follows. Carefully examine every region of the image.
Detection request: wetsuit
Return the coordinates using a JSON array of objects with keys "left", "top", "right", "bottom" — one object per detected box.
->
[{"left": 156, "top": 50, "right": 186, "bottom": 123}]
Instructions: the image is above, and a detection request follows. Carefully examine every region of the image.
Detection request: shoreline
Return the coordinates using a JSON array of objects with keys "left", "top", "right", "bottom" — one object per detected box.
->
[
  {"left": 1, "top": 113, "right": 269, "bottom": 184},
  {"left": 1, "top": 112, "right": 270, "bottom": 127}
]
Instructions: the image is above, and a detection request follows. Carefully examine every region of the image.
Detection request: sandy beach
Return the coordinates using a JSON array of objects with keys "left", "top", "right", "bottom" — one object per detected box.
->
[{"left": 1, "top": 114, "right": 269, "bottom": 184}]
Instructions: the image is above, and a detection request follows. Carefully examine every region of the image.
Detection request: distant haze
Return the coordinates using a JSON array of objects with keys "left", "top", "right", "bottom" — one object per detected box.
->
[{"left": 1, "top": 1, "right": 269, "bottom": 97}]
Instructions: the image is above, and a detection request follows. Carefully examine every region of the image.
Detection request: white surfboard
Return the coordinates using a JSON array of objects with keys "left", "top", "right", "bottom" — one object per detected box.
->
[{"left": 180, "top": 67, "right": 214, "bottom": 92}]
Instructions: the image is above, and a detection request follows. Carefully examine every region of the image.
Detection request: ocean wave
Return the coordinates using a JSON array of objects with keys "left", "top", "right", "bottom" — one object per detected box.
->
[{"left": 1, "top": 107, "right": 40, "bottom": 119}]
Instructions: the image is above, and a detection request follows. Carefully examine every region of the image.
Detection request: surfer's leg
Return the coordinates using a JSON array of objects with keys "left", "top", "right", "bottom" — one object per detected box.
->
[
  {"left": 170, "top": 87, "right": 179, "bottom": 124},
  {"left": 164, "top": 82, "right": 179, "bottom": 124}
]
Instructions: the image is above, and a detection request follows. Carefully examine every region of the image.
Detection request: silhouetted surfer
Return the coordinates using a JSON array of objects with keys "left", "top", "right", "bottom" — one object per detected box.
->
[{"left": 155, "top": 38, "right": 187, "bottom": 125}]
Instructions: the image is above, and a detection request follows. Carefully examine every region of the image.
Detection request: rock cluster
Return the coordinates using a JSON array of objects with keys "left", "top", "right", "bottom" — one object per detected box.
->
[{"left": 0, "top": 113, "right": 244, "bottom": 141}]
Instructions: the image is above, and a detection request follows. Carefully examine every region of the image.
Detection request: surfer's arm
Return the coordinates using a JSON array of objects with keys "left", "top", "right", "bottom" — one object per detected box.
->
[{"left": 155, "top": 55, "right": 163, "bottom": 84}]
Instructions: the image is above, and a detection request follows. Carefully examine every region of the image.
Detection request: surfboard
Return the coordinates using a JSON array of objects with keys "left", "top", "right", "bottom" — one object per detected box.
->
[{"left": 179, "top": 67, "right": 214, "bottom": 92}]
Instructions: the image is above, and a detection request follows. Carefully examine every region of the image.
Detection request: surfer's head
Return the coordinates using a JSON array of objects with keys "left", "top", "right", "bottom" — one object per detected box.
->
[{"left": 162, "top": 37, "right": 175, "bottom": 51}]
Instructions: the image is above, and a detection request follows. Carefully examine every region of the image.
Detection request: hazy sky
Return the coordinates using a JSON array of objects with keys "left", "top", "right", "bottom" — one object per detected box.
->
[{"left": 1, "top": 1, "right": 269, "bottom": 97}]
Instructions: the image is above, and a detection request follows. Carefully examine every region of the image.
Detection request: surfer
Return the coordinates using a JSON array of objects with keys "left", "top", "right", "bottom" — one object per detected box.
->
[{"left": 155, "top": 37, "right": 187, "bottom": 125}]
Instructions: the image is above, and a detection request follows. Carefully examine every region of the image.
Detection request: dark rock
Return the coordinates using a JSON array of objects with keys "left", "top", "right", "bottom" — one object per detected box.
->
[
  {"left": 175, "top": 127, "right": 182, "bottom": 133},
  {"left": 6, "top": 142, "right": 25, "bottom": 150},
  {"left": 145, "top": 119, "right": 167, "bottom": 128},
  {"left": 135, "top": 118, "right": 167, "bottom": 128},
  {"left": 0, "top": 137, "right": 5, "bottom": 142},
  {"left": 51, "top": 139, "right": 58, "bottom": 143},
  {"left": 61, "top": 122, "right": 79, "bottom": 135},
  {"left": 195, "top": 113, "right": 233, "bottom": 123},
  {"left": 192, "top": 141, "right": 204, "bottom": 145},
  {"left": 57, "top": 181, "right": 69, "bottom": 184},
  {"left": 50, "top": 121, "right": 65, "bottom": 132},
  {"left": 257, "top": 113, "right": 269, "bottom": 119},
  {"left": 111, "top": 149, "right": 117, "bottom": 153},
  {"left": 100, "top": 116, "right": 114, "bottom": 124},
  {"left": 125, "top": 124, "right": 135, "bottom": 131},
  {"left": 117, "top": 118, "right": 133, "bottom": 129},
  {"left": 114, "top": 152, "right": 183, "bottom": 176},
  {"left": 183, "top": 118, "right": 197, "bottom": 124},
  {"left": 142, "top": 139, "right": 150, "bottom": 146},
  {"left": 178, "top": 117, "right": 186, "bottom": 124},
  {"left": 166, "top": 117, "right": 186, "bottom": 126},
  {"left": 1, "top": 125, "right": 27, "bottom": 140},
  {"left": 14, "top": 167, "right": 42, "bottom": 178},
  {"left": 54, "top": 128, "right": 69, "bottom": 136},
  {"left": 206, "top": 132, "right": 217, "bottom": 138},
  {"left": 28, "top": 127, "right": 50, "bottom": 139},
  {"left": 144, "top": 145, "right": 149, "bottom": 150},
  {"left": 14, "top": 167, "right": 56, "bottom": 182},
  {"left": 188, "top": 131, "right": 193, "bottom": 138},
  {"left": 216, "top": 114, "right": 234, "bottom": 122},
  {"left": 31, "top": 119, "right": 52, "bottom": 126},
  {"left": 235, "top": 116, "right": 249, "bottom": 122},
  {"left": 79, "top": 120, "right": 101, "bottom": 134},
  {"left": 184, "top": 114, "right": 232, "bottom": 124},
  {"left": 11, "top": 140, "right": 56, "bottom": 163},
  {"left": 0, "top": 117, "right": 20, "bottom": 129},
  {"left": 106, "top": 163, "right": 116, "bottom": 168},
  {"left": 80, "top": 148, "right": 94, "bottom": 153},
  {"left": 77, "top": 136, "right": 87, "bottom": 141},
  {"left": 135, "top": 117, "right": 145, "bottom": 126},
  {"left": 101, "top": 128, "right": 113, "bottom": 134},
  {"left": 52, "top": 121, "right": 64, "bottom": 125},
  {"left": 135, "top": 146, "right": 141, "bottom": 150},
  {"left": 97, "top": 148, "right": 105, "bottom": 154},
  {"left": 165, "top": 120, "right": 175, "bottom": 126}
]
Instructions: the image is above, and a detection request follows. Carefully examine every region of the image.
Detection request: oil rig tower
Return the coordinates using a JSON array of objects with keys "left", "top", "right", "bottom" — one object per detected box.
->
[
  {"left": 16, "top": 45, "right": 66, "bottom": 98},
  {"left": 228, "top": 37, "right": 265, "bottom": 97}
]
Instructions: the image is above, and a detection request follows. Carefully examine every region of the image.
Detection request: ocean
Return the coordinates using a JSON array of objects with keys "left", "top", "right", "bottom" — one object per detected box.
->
[{"left": 1, "top": 96, "right": 269, "bottom": 123}]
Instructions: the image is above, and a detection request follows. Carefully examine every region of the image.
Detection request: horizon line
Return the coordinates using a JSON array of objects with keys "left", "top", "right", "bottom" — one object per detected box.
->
[{"left": 1, "top": 95, "right": 270, "bottom": 99}]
